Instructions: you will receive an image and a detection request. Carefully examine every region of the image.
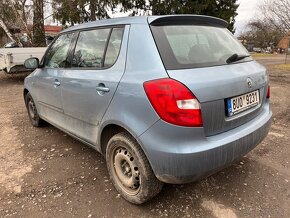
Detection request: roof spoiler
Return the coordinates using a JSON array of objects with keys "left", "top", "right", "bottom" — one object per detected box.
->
[{"left": 148, "top": 15, "right": 228, "bottom": 28}]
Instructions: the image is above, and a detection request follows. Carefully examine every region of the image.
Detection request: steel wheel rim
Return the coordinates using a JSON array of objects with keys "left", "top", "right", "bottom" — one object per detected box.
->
[
  {"left": 111, "top": 146, "right": 140, "bottom": 195},
  {"left": 28, "top": 98, "right": 36, "bottom": 120}
]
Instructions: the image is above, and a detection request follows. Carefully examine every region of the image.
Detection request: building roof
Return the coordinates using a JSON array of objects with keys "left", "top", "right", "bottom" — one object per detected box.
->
[
  {"left": 277, "top": 31, "right": 290, "bottom": 49},
  {"left": 44, "top": 25, "right": 62, "bottom": 33}
]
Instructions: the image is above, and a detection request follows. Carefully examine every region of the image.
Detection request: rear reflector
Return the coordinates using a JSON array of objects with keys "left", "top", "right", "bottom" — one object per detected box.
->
[
  {"left": 143, "top": 78, "right": 203, "bottom": 127},
  {"left": 266, "top": 85, "right": 270, "bottom": 99}
]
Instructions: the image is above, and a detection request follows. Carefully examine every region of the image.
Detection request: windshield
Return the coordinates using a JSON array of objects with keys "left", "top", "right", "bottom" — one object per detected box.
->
[{"left": 150, "top": 25, "right": 251, "bottom": 70}]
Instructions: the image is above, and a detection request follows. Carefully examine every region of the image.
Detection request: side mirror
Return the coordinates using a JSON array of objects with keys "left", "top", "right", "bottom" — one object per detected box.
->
[{"left": 24, "top": 57, "right": 40, "bottom": 69}]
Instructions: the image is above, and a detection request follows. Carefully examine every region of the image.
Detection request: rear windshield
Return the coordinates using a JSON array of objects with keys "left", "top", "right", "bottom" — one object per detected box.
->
[{"left": 150, "top": 25, "right": 251, "bottom": 70}]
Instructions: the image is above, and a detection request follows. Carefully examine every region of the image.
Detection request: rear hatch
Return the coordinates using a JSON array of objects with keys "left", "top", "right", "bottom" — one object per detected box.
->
[
  {"left": 167, "top": 63, "right": 267, "bottom": 136},
  {"left": 149, "top": 16, "right": 268, "bottom": 136}
]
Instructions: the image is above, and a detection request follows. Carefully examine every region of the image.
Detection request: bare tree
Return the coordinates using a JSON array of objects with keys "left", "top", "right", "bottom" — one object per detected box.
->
[
  {"left": 241, "top": 0, "right": 290, "bottom": 49},
  {"left": 8, "top": 0, "right": 33, "bottom": 45},
  {"left": 0, "top": 0, "right": 46, "bottom": 47},
  {"left": 245, "top": 20, "right": 284, "bottom": 49},
  {"left": 261, "top": 0, "right": 290, "bottom": 34},
  {"left": 0, "top": 1, "right": 21, "bottom": 44},
  {"left": 0, "top": 0, "right": 33, "bottom": 46},
  {"left": 0, "top": 18, "right": 19, "bottom": 43}
]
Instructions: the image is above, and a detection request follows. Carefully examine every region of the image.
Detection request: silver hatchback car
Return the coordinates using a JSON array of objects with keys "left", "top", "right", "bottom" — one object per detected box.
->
[{"left": 24, "top": 15, "right": 272, "bottom": 204}]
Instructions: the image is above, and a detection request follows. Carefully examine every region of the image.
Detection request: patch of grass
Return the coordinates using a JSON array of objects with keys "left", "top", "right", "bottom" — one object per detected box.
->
[
  {"left": 270, "top": 64, "right": 290, "bottom": 72},
  {"left": 251, "top": 53, "right": 276, "bottom": 57}
]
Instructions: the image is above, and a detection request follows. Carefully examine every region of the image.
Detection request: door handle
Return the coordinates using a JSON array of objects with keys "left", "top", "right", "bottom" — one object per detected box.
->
[
  {"left": 96, "top": 85, "right": 110, "bottom": 93},
  {"left": 54, "top": 79, "right": 61, "bottom": 87}
]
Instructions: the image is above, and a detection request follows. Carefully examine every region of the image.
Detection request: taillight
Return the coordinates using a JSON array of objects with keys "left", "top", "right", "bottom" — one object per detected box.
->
[
  {"left": 266, "top": 85, "right": 270, "bottom": 99},
  {"left": 143, "top": 78, "right": 203, "bottom": 127}
]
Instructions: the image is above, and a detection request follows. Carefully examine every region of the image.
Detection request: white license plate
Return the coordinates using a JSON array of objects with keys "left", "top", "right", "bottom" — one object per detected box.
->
[{"left": 227, "top": 90, "right": 260, "bottom": 116}]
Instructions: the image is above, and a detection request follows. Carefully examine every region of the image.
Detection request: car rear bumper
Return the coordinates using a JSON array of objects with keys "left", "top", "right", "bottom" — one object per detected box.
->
[{"left": 138, "top": 103, "right": 272, "bottom": 184}]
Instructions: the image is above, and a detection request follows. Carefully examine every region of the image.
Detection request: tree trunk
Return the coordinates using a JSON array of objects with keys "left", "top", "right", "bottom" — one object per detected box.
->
[
  {"left": 0, "top": 18, "right": 20, "bottom": 44},
  {"left": 32, "top": 0, "right": 46, "bottom": 47},
  {"left": 90, "top": 0, "right": 96, "bottom": 21}
]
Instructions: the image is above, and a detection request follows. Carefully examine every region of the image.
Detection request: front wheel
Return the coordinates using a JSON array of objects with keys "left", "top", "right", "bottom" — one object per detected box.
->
[
  {"left": 25, "top": 92, "right": 45, "bottom": 127},
  {"left": 106, "top": 132, "right": 163, "bottom": 204}
]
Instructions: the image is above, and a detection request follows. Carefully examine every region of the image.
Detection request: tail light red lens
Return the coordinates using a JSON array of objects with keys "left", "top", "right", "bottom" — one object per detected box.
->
[
  {"left": 266, "top": 85, "right": 270, "bottom": 99},
  {"left": 143, "top": 78, "right": 203, "bottom": 127}
]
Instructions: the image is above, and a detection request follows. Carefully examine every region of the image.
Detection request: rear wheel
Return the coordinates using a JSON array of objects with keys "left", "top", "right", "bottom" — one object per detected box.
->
[
  {"left": 25, "top": 92, "right": 45, "bottom": 127},
  {"left": 106, "top": 132, "right": 163, "bottom": 204}
]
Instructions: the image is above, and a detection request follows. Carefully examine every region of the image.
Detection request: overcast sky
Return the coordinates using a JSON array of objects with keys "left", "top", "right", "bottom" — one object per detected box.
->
[{"left": 234, "top": 0, "right": 260, "bottom": 36}]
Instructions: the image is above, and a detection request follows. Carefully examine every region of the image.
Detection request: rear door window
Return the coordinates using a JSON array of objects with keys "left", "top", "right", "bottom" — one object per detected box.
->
[
  {"left": 104, "top": 28, "right": 124, "bottom": 68},
  {"left": 72, "top": 27, "right": 124, "bottom": 69},
  {"left": 72, "top": 28, "right": 110, "bottom": 68}
]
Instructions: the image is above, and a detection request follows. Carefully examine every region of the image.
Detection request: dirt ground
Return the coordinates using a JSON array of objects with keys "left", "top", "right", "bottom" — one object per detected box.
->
[{"left": 0, "top": 56, "right": 290, "bottom": 218}]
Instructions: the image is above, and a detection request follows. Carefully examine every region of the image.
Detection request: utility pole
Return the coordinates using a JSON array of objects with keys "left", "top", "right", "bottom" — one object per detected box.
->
[{"left": 285, "top": 36, "right": 289, "bottom": 64}]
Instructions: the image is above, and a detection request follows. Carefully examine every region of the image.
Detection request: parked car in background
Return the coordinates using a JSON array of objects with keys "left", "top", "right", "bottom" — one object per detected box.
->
[
  {"left": 45, "top": 35, "right": 54, "bottom": 46},
  {"left": 253, "top": 47, "right": 262, "bottom": 53},
  {"left": 0, "top": 47, "right": 46, "bottom": 73},
  {"left": 23, "top": 15, "right": 272, "bottom": 204},
  {"left": 4, "top": 41, "right": 20, "bottom": 48},
  {"left": 1, "top": 35, "right": 48, "bottom": 73}
]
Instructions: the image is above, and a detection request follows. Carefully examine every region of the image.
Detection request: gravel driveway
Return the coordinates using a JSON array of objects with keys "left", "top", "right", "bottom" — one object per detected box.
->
[{"left": 0, "top": 57, "right": 289, "bottom": 217}]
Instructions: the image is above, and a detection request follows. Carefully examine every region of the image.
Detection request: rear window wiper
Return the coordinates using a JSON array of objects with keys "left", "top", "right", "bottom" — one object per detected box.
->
[{"left": 226, "top": 53, "right": 250, "bottom": 64}]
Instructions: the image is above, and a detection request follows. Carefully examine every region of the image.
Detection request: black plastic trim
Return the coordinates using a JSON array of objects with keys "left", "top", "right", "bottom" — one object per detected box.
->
[{"left": 150, "top": 15, "right": 228, "bottom": 28}]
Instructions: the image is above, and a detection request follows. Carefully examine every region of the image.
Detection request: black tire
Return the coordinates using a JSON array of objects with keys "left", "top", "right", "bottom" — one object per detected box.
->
[
  {"left": 25, "top": 92, "right": 45, "bottom": 127},
  {"left": 106, "top": 132, "right": 163, "bottom": 204}
]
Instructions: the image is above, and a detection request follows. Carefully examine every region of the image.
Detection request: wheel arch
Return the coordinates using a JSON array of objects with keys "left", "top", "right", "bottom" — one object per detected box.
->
[
  {"left": 23, "top": 88, "right": 29, "bottom": 100},
  {"left": 99, "top": 122, "right": 139, "bottom": 156}
]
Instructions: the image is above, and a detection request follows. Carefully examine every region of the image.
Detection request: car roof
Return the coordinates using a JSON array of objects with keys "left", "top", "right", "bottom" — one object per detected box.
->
[
  {"left": 61, "top": 16, "right": 148, "bottom": 33},
  {"left": 61, "top": 15, "right": 228, "bottom": 33}
]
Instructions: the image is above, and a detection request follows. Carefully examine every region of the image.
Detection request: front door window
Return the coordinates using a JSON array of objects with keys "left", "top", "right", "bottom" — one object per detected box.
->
[{"left": 44, "top": 33, "right": 74, "bottom": 68}]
